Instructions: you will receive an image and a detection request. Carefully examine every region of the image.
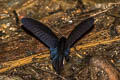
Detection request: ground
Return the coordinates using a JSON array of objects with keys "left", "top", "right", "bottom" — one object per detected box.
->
[{"left": 0, "top": 0, "right": 120, "bottom": 80}]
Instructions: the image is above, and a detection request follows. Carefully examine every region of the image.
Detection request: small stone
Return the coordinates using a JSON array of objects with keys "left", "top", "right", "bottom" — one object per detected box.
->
[
  {"left": 3, "top": 10, "right": 8, "bottom": 14},
  {"left": 68, "top": 20, "right": 73, "bottom": 23},
  {"left": 0, "top": 14, "right": 9, "bottom": 19},
  {"left": 9, "top": 27, "right": 17, "bottom": 31},
  {"left": 2, "top": 30, "right": 5, "bottom": 33},
  {"left": 5, "top": 35, "right": 10, "bottom": 39},
  {"left": 1, "top": 75, "right": 23, "bottom": 80},
  {"left": 6, "top": 23, "right": 11, "bottom": 27},
  {"left": 1, "top": 36, "right": 5, "bottom": 39},
  {"left": 2, "top": 24, "right": 7, "bottom": 29}
]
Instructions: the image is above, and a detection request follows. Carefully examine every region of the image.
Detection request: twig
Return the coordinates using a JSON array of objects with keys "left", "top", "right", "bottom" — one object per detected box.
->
[
  {"left": 31, "top": 66, "right": 68, "bottom": 80},
  {"left": 0, "top": 53, "right": 49, "bottom": 73},
  {"left": 80, "top": 2, "right": 120, "bottom": 20},
  {"left": 16, "top": 0, "right": 37, "bottom": 13},
  {"left": 1, "top": 3, "right": 120, "bottom": 72},
  {"left": 0, "top": 37, "right": 120, "bottom": 73},
  {"left": 73, "top": 46, "right": 83, "bottom": 59},
  {"left": 75, "top": 37, "right": 120, "bottom": 50},
  {"left": 39, "top": 68, "right": 68, "bottom": 80}
]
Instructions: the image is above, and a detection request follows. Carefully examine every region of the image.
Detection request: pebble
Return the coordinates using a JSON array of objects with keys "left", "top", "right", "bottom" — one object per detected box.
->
[
  {"left": 1, "top": 35, "right": 10, "bottom": 39},
  {"left": 0, "top": 75, "right": 23, "bottom": 80},
  {"left": 0, "top": 14, "right": 9, "bottom": 19},
  {"left": 9, "top": 27, "right": 17, "bottom": 31},
  {"left": 116, "top": 25, "right": 120, "bottom": 34},
  {"left": 68, "top": 20, "right": 73, "bottom": 23},
  {"left": 6, "top": 23, "right": 11, "bottom": 27},
  {"left": 2, "top": 24, "right": 7, "bottom": 29}
]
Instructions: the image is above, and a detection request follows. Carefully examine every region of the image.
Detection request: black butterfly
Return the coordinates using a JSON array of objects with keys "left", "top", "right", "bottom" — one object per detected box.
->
[{"left": 21, "top": 17, "right": 94, "bottom": 73}]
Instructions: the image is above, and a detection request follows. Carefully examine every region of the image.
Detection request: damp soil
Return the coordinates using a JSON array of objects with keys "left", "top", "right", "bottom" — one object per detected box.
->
[{"left": 0, "top": 0, "right": 120, "bottom": 80}]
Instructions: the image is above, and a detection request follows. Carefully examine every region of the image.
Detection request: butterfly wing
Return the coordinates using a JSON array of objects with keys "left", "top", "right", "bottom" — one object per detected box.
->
[
  {"left": 64, "top": 18, "right": 94, "bottom": 61},
  {"left": 66, "top": 17, "right": 94, "bottom": 48},
  {"left": 21, "top": 18, "right": 58, "bottom": 48}
]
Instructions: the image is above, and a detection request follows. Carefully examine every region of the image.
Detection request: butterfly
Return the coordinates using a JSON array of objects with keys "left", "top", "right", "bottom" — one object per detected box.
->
[{"left": 21, "top": 17, "right": 94, "bottom": 73}]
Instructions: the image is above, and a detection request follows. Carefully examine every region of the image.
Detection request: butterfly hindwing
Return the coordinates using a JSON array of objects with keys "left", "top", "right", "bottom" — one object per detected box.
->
[
  {"left": 21, "top": 18, "right": 58, "bottom": 48},
  {"left": 66, "top": 17, "right": 94, "bottom": 48}
]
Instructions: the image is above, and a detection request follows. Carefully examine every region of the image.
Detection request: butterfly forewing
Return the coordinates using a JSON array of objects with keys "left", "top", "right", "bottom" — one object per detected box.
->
[
  {"left": 66, "top": 18, "right": 94, "bottom": 48},
  {"left": 21, "top": 18, "right": 58, "bottom": 48}
]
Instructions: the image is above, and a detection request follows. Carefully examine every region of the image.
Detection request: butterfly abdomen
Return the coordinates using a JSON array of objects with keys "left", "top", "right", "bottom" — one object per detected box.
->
[
  {"left": 51, "top": 37, "right": 66, "bottom": 73},
  {"left": 58, "top": 37, "right": 66, "bottom": 54}
]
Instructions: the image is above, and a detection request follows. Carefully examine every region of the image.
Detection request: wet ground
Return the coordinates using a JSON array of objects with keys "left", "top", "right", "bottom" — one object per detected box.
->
[{"left": 0, "top": 0, "right": 120, "bottom": 80}]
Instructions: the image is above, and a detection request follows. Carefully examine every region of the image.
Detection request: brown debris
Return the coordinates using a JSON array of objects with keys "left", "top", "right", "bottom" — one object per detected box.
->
[
  {"left": 0, "top": 0, "right": 120, "bottom": 80},
  {"left": 90, "top": 56, "right": 120, "bottom": 80}
]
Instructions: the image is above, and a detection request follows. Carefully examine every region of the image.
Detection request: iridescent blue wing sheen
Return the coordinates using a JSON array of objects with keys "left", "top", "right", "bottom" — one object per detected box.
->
[
  {"left": 66, "top": 17, "right": 94, "bottom": 48},
  {"left": 52, "top": 54, "right": 64, "bottom": 74},
  {"left": 50, "top": 37, "right": 66, "bottom": 73},
  {"left": 21, "top": 18, "right": 58, "bottom": 48}
]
